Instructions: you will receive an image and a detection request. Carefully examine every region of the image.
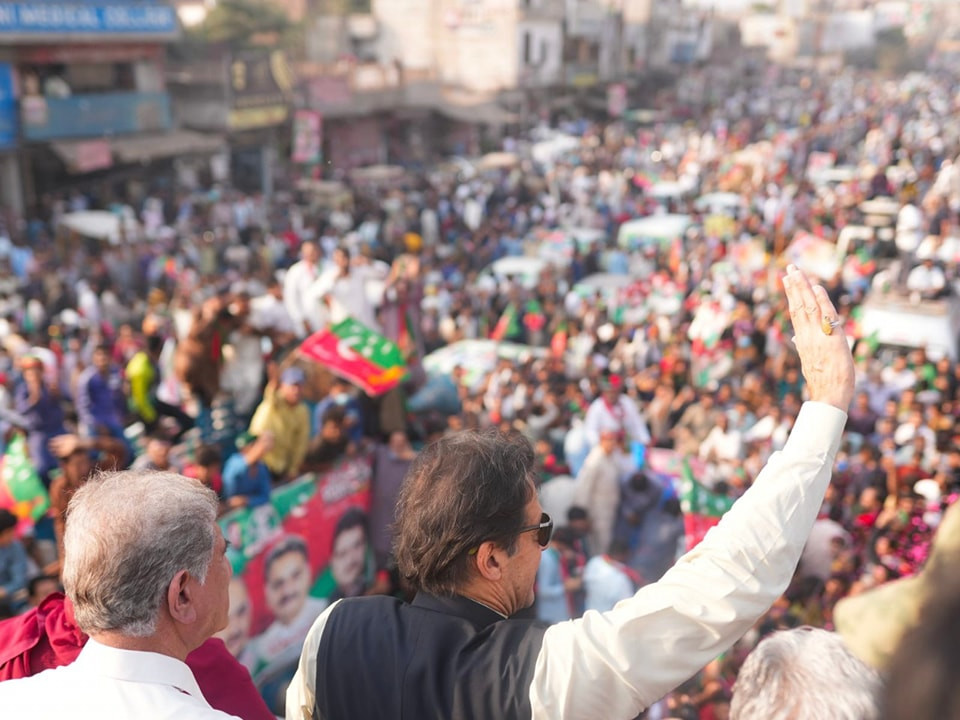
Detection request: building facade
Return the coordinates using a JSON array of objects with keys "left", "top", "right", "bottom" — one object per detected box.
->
[{"left": 0, "top": 0, "right": 225, "bottom": 218}]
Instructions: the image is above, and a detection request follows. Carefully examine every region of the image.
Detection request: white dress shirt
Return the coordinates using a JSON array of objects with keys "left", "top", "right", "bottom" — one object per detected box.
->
[
  {"left": 250, "top": 293, "right": 297, "bottom": 336},
  {"left": 583, "top": 555, "right": 635, "bottom": 613},
  {"left": 0, "top": 639, "right": 240, "bottom": 719},
  {"left": 698, "top": 426, "right": 744, "bottom": 463},
  {"left": 283, "top": 259, "right": 320, "bottom": 337},
  {"left": 583, "top": 395, "right": 652, "bottom": 448},
  {"left": 309, "top": 265, "right": 382, "bottom": 332},
  {"left": 286, "top": 402, "right": 846, "bottom": 720}
]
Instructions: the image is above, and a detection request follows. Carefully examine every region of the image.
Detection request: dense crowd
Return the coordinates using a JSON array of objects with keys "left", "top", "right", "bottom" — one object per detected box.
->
[{"left": 0, "top": 60, "right": 959, "bottom": 716}]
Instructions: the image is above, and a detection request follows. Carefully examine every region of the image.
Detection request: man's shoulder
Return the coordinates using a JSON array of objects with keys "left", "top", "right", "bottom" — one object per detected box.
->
[
  {"left": 0, "top": 663, "right": 74, "bottom": 707},
  {"left": 0, "top": 668, "right": 243, "bottom": 719},
  {"left": 328, "top": 594, "right": 403, "bottom": 618}
]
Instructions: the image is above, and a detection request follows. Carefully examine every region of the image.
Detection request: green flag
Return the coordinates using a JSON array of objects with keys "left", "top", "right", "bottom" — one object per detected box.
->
[
  {"left": 0, "top": 434, "right": 50, "bottom": 535},
  {"left": 678, "top": 458, "right": 736, "bottom": 549}
]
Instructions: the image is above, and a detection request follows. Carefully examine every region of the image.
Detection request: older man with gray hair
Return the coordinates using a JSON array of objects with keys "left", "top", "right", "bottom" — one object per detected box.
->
[
  {"left": 730, "top": 627, "right": 880, "bottom": 720},
  {"left": 0, "top": 471, "right": 238, "bottom": 719}
]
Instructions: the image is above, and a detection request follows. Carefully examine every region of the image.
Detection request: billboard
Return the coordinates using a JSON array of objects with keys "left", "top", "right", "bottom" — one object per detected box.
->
[
  {"left": 228, "top": 50, "right": 293, "bottom": 131},
  {"left": 0, "top": 3, "right": 178, "bottom": 37},
  {"left": 216, "top": 455, "right": 375, "bottom": 711}
]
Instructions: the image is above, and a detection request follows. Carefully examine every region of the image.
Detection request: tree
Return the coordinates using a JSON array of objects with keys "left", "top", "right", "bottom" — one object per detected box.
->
[{"left": 195, "top": 0, "right": 294, "bottom": 50}]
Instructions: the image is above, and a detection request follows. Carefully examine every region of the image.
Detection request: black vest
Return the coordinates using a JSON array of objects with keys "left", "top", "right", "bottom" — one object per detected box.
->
[{"left": 314, "top": 593, "right": 549, "bottom": 720}]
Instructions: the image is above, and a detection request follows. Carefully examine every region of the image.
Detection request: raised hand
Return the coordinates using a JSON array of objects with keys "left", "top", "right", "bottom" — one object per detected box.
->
[
  {"left": 782, "top": 264, "right": 855, "bottom": 412},
  {"left": 48, "top": 434, "right": 81, "bottom": 459}
]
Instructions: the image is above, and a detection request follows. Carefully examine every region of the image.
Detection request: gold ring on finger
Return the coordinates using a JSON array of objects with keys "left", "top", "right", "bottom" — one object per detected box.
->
[{"left": 821, "top": 316, "right": 841, "bottom": 336}]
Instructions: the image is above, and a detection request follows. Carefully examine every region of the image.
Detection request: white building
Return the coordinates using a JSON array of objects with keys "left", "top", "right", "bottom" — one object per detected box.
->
[{"left": 372, "top": 0, "right": 566, "bottom": 94}]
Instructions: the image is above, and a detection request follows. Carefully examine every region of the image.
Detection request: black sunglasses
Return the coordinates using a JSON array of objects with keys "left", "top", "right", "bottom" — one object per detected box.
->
[
  {"left": 468, "top": 512, "right": 554, "bottom": 555},
  {"left": 517, "top": 512, "right": 554, "bottom": 548}
]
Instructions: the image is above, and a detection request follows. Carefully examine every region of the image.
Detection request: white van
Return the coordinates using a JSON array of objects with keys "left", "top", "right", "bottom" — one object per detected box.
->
[{"left": 858, "top": 291, "right": 960, "bottom": 361}]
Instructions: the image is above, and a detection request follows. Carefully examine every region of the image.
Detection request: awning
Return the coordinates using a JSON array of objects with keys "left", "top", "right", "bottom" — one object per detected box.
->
[
  {"left": 50, "top": 130, "right": 225, "bottom": 173},
  {"left": 110, "top": 130, "right": 226, "bottom": 164},
  {"left": 438, "top": 102, "right": 518, "bottom": 126},
  {"left": 49, "top": 139, "right": 113, "bottom": 174}
]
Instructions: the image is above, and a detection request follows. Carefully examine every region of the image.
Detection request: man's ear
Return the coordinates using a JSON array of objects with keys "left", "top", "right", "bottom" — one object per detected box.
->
[
  {"left": 167, "top": 569, "right": 199, "bottom": 625},
  {"left": 472, "top": 540, "right": 505, "bottom": 582}
]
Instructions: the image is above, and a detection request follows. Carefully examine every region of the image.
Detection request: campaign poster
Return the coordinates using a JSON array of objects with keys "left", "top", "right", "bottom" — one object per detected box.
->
[
  {"left": 216, "top": 455, "right": 374, "bottom": 711},
  {"left": 291, "top": 109, "right": 322, "bottom": 165}
]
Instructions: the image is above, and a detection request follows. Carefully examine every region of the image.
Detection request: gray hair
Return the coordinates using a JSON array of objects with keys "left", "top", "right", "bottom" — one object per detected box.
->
[
  {"left": 62, "top": 470, "right": 218, "bottom": 637},
  {"left": 731, "top": 627, "right": 881, "bottom": 720}
]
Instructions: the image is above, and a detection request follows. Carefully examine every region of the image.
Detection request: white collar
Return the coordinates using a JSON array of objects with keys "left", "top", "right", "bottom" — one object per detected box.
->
[
  {"left": 464, "top": 597, "right": 509, "bottom": 620},
  {"left": 76, "top": 639, "right": 209, "bottom": 703}
]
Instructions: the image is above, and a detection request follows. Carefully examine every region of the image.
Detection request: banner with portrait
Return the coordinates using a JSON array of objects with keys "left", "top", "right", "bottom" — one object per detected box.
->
[
  {"left": 291, "top": 109, "right": 322, "bottom": 165},
  {"left": 216, "top": 455, "right": 374, "bottom": 711}
]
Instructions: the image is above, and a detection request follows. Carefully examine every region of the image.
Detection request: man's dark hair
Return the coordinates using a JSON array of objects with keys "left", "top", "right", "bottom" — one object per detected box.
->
[
  {"left": 567, "top": 506, "right": 589, "bottom": 522},
  {"left": 551, "top": 526, "right": 577, "bottom": 548},
  {"left": 264, "top": 534, "right": 309, "bottom": 580},
  {"left": 828, "top": 503, "right": 845, "bottom": 524},
  {"left": 0, "top": 508, "right": 16, "bottom": 534},
  {"left": 322, "top": 404, "right": 347, "bottom": 425},
  {"left": 195, "top": 444, "right": 221, "bottom": 468},
  {"left": 146, "top": 431, "right": 171, "bottom": 445},
  {"left": 145, "top": 334, "right": 164, "bottom": 355},
  {"left": 334, "top": 507, "right": 367, "bottom": 544},
  {"left": 393, "top": 429, "right": 535, "bottom": 597},
  {"left": 663, "top": 497, "right": 682, "bottom": 517},
  {"left": 629, "top": 472, "right": 650, "bottom": 492},
  {"left": 608, "top": 539, "right": 631, "bottom": 559}
]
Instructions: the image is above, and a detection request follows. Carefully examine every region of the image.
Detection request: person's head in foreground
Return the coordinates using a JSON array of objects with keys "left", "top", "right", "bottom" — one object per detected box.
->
[
  {"left": 393, "top": 428, "right": 551, "bottom": 616},
  {"left": 62, "top": 470, "right": 230, "bottom": 659},
  {"left": 730, "top": 627, "right": 880, "bottom": 720},
  {"left": 882, "top": 580, "right": 960, "bottom": 720}
]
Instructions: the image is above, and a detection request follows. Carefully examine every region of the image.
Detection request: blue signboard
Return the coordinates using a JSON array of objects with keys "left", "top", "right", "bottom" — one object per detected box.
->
[
  {"left": 0, "top": 63, "right": 16, "bottom": 150},
  {"left": 22, "top": 91, "right": 171, "bottom": 141},
  {"left": 0, "top": 3, "right": 177, "bottom": 35}
]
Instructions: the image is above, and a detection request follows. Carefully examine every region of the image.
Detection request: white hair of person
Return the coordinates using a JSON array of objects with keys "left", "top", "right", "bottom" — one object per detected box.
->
[
  {"left": 62, "top": 470, "right": 218, "bottom": 637},
  {"left": 730, "top": 627, "right": 881, "bottom": 720}
]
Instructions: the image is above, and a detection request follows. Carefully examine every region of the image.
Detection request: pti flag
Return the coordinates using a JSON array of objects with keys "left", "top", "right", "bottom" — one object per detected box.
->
[
  {"left": 0, "top": 434, "right": 49, "bottom": 536},
  {"left": 678, "top": 458, "right": 735, "bottom": 550},
  {"left": 523, "top": 299, "right": 546, "bottom": 333},
  {"left": 490, "top": 303, "right": 519, "bottom": 341},
  {"left": 300, "top": 318, "right": 408, "bottom": 396}
]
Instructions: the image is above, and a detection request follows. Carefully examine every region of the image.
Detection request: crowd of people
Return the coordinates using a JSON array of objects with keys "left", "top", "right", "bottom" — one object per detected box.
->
[{"left": 0, "top": 57, "right": 957, "bottom": 717}]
